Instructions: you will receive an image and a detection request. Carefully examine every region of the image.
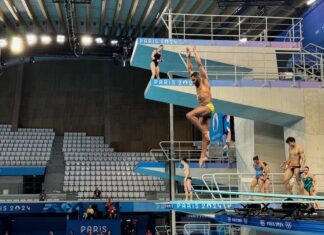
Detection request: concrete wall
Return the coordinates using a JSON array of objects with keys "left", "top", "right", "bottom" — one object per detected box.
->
[
  {"left": 0, "top": 66, "right": 16, "bottom": 123},
  {"left": 234, "top": 117, "right": 255, "bottom": 174},
  {"left": 254, "top": 122, "right": 286, "bottom": 173},
  {"left": 171, "top": 85, "right": 305, "bottom": 118},
  {"left": 0, "top": 60, "right": 192, "bottom": 152},
  {"left": 235, "top": 118, "right": 286, "bottom": 175},
  {"left": 284, "top": 89, "right": 324, "bottom": 173}
]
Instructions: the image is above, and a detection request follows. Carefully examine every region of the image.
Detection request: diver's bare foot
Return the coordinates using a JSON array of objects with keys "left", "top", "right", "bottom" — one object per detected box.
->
[{"left": 199, "top": 156, "right": 208, "bottom": 168}]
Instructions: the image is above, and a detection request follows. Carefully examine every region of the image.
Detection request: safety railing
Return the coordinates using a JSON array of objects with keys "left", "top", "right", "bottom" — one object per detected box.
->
[
  {"left": 162, "top": 12, "right": 303, "bottom": 43},
  {"left": 150, "top": 149, "right": 168, "bottom": 161},
  {"left": 196, "top": 172, "right": 324, "bottom": 201},
  {"left": 170, "top": 49, "right": 324, "bottom": 86},
  {"left": 302, "top": 44, "right": 324, "bottom": 82},
  {"left": 304, "top": 43, "right": 324, "bottom": 54},
  {"left": 184, "top": 223, "right": 241, "bottom": 235},
  {"left": 156, "top": 223, "right": 240, "bottom": 235},
  {"left": 155, "top": 225, "right": 171, "bottom": 235},
  {"left": 158, "top": 141, "right": 236, "bottom": 164}
]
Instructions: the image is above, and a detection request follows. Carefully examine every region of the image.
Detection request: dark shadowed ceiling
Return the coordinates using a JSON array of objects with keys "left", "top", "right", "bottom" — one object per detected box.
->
[{"left": 0, "top": 0, "right": 309, "bottom": 38}]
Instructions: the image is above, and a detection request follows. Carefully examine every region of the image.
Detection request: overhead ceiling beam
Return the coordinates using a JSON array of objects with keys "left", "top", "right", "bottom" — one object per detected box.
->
[
  {"left": 37, "top": 0, "right": 56, "bottom": 33},
  {"left": 121, "top": 0, "right": 139, "bottom": 36},
  {"left": 21, "top": 0, "right": 43, "bottom": 32},
  {"left": 156, "top": 0, "right": 188, "bottom": 37},
  {"left": 249, "top": 0, "right": 306, "bottom": 41},
  {"left": 55, "top": 2, "right": 67, "bottom": 34},
  {"left": 4, "top": 0, "right": 29, "bottom": 30},
  {"left": 99, "top": 0, "right": 107, "bottom": 34},
  {"left": 213, "top": 6, "right": 259, "bottom": 39},
  {"left": 132, "top": 0, "right": 156, "bottom": 37},
  {"left": 158, "top": 1, "right": 220, "bottom": 37},
  {"left": 72, "top": 3, "right": 78, "bottom": 34},
  {"left": 191, "top": 6, "right": 239, "bottom": 35},
  {"left": 144, "top": 0, "right": 169, "bottom": 37},
  {"left": 86, "top": 3, "right": 91, "bottom": 33},
  {"left": 0, "top": 6, "right": 16, "bottom": 33},
  {"left": 173, "top": 0, "right": 211, "bottom": 37},
  {"left": 110, "top": 0, "right": 123, "bottom": 35}
]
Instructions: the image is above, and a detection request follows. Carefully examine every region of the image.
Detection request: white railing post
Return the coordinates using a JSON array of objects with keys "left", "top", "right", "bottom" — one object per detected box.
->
[
  {"left": 303, "top": 53, "right": 307, "bottom": 81},
  {"left": 321, "top": 57, "right": 324, "bottom": 87},
  {"left": 211, "top": 16, "right": 213, "bottom": 40},
  {"left": 183, "top": 14, "right": 186, "bottom": 39},
  {"left": 238, "top": 16, "right": 241, "bottom": 40},
  {"left": 292, "top": 53, "right": 296, "bottom": 87},
  {"left": 299, "top": 19, "right": 303, "bottom": 43},
  {"left": 168, "top": 11, "right": 172, "bottom": 38},
  {"left": 271, "top": 174, "right": 274, "bottom": 194},
  {"left": 265, "top": 17, "right": 268, "bottom": 42},
  {"left": 263, "top": 52, "right": 266, "bottom": 85},
  {"left": 292, "top": 18, "right": 295, "bottom": 43},
  {"left": 288, "top": 30, "right": 292, "bottom": 43}
]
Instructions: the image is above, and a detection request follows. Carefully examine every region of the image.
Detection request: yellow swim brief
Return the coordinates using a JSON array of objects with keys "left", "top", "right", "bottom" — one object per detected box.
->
[{"left": 205, "top": 102, "right": 215, "bottom": 114}]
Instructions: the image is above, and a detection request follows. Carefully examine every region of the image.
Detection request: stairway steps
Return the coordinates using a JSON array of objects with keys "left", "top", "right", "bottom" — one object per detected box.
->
[{"left": 43, "top": 136, "right": 65, "bottom": 193}]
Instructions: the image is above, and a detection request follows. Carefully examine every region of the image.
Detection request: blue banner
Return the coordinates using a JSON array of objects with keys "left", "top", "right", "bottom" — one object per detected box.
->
[
  {"left": 66, "top": 220, "right": 120, "bottom": 235},
  {"left": 119, "top": 201, "right": 169, "bottom": 212},
  {"left": 160, "top": 201, "right": 240, "bottom": 211},
  {"left": 0, "top": 201, "right": 112, "bottom": 215},
  {"left": 210, "top": 113, "right": 231, "bottom": 143},
  {"left": 0, "top": 201, "right": 83, "bottom": 214},
  {"left": 216, "top": 215, "right": 324, "bottom": 234},
  {"left": 0, "top": 167, "right": 45, "bottom": 176}
]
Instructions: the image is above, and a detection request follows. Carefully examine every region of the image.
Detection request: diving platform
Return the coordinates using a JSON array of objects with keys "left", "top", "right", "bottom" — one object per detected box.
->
[
  {"left": 158, "top": 199, "right": 324, "bottom": 234},
  {"left": 144, "top": 79, "right": 324, "bottom": 126},
  {"left": 216, "top": 215, "right": 324, "bottom": 235},
  {"left": 131, "top": 38, "right": 301, "bottom": 80}
]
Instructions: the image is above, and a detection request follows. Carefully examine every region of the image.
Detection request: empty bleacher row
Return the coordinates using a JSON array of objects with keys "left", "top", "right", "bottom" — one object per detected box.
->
[
  {"left": 63, "top": 132, "right": 113, "bottom": 153},
  {"left": 63, "top": 132, "right": 166, "bottom": 200},
  {"left": 0, "top": 124, "right": 54, "bottom": 166}
]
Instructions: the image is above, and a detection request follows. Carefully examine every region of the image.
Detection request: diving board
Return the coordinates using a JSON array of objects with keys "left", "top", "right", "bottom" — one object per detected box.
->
[
  {"left": 131, "top": 38, "right": 300, "bottom": 79},
  {"left": 158, "top": 200, "right": 323, "bottom": 207},
  {"left": 144, "top": 79, "right": 315, "bottom": 126},
  {"left": 194, "top": 189, "right": 324, "bottom": 201},
  {"left": 134, "top": 162, "right": 236, "bottom": 183}
]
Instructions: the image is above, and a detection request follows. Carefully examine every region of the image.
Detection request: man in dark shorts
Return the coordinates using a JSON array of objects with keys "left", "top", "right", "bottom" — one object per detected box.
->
[
  {"left": 181, "top": 158, "right": 193, "bottom": 200},
  {"left": 284, "top": 137, "right": 306, "bottom": 194}
]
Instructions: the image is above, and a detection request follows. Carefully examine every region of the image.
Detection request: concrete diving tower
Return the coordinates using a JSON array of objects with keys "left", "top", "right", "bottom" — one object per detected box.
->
[{"left": 131, "top": 37, "right": 324, "bottom": 174}]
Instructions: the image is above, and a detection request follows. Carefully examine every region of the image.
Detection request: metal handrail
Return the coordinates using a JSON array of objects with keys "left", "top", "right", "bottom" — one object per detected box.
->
[
  {"left": 304, "top": 43, "right": 324, "bottom": 53},
  {"left": 198, "top": 172, "right": 324, "bottom": 202},
  {"left": 163, "top": 12, "right": 303, "bottom": 21},
  {"left": 184, "top": 223, "right": 240, "bottom": 235},
  {"left": 162, "top": 12, "right": 302, "bottom": 43},
  {"left": 155, "top": 225, "right": 171, "bottom": 235},
  {"left": 158, "top": 141, "right": 236, "bottom": 162},
  {"left": 168, "top": 49, "right": 324, "bottom": 83}
]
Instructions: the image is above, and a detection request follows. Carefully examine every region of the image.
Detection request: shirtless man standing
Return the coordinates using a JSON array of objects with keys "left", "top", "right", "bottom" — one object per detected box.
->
[
  {"left": 284, "top": 137, "right": 306, "bottom": 194},
  {"left": 186, "top": 46, "right": 215, "bottom": 167},
  {"left": 181, "top": 158, "right": 193, "bottom": 200}
]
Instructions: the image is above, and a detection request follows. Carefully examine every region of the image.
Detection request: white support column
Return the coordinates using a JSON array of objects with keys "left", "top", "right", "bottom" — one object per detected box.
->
[
  {"left": 167, "top": 6, "right": 177, "bottom": 235},
  {"left": 234, "top": 117, "right": 255, "bottom": 174}
]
